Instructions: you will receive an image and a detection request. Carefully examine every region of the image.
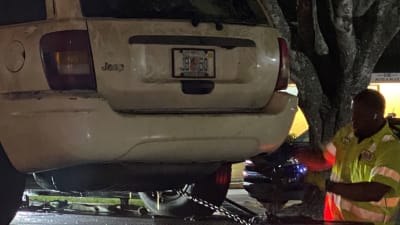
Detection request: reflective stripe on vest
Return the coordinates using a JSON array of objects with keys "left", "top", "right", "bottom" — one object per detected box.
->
[
  {"left": 332, "top": 194, "right": 390, "bottom": 223},
  {"left": 371, "top": 166, "right": 400, "bottom": 182},
  {"left": 324, "top": 142, "right": 337, "bottom": 165},
  {"left": 326, "top": 142, "right": 337, "bottom": 156},
  {"left": 330, "top": 172, "right": 343, "bottom": 182},
  {"left": 368, "top": 143, "right": 377, "bottom": 153},
  {"left": 382, "top": 135, "right": 395, "bottom": 142},
  {"left": 325, "top": 193, "right": 344, "bottom": 220},
  {"left": 370, "top": 197, "right": 400, "bottom": 208}
]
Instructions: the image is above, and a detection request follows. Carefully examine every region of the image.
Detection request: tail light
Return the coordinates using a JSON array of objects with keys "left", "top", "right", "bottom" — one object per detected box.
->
[
  {"left": 40, "top": 30, "right": 97, "bottom": 90},
  {"left": 275, "top": 38, "right": 290, "bottom": 91},
  {"left": 215, "top": 165, "right": 230, "bottom": 185}
]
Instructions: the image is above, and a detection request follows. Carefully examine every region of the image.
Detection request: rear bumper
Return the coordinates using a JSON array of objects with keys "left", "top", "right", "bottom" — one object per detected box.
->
[{"left": 0, "top": 91, "right": 297, "bottom": 173}]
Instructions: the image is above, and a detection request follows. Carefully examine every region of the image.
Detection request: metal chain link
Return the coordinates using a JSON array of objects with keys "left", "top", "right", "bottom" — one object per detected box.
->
[{"left": 177, "top": 190, "right": 254, "bottom": 225}]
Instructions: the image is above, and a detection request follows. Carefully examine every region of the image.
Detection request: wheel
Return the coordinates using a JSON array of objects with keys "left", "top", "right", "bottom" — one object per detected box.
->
[
  {"left": 0, "top": 143, "right": 26, "bottom": 225},
  {"left": 139, "top": 164, "right": 231, "bottom": 217}
]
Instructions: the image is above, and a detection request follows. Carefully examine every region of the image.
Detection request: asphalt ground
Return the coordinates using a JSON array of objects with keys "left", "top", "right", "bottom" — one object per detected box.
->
[
  {"left": 11, "top": 211, "right": 375, "bottom": 225},
  {"left": 10, "top": 189, "right": 376, "bottom": 225},
  {"left": 11, "top": 189, "right": 262, "bottom": 225},
  {"left": 12, "top": 212, "right": 242, "bottom": 225}
]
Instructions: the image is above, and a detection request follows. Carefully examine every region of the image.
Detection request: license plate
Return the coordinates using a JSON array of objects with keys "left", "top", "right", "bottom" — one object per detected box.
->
[{"left": 172, "top": 48, "right": 215, "bottom": 78}]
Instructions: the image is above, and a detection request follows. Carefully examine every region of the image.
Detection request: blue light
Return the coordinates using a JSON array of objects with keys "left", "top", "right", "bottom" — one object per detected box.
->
[{"left": 296, "top": 164, "right": 308, "bottom": 174}]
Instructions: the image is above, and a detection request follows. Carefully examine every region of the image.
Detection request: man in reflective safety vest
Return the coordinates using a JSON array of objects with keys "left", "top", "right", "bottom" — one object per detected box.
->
[{"left": 296, "top": 89, "right": 400, "bottom": 225}]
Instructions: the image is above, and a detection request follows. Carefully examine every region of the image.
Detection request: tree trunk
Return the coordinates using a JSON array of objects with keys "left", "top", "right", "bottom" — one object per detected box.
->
[{"left": 263, "top": 0, "right": 400, "bottom": 146}]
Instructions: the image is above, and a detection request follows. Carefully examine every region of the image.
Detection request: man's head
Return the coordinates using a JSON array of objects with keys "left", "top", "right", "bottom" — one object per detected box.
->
[{"left": 352, "top": 89, "right": 386, "bottom": 139}]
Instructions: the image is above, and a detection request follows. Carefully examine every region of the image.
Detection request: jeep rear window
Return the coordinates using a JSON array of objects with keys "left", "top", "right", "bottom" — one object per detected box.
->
[
  {"left": 0, "top": 0, "right": 46, "bottom": 26},
  {"left": 80, "top": 0, "right": 268, "bottom": 25}
]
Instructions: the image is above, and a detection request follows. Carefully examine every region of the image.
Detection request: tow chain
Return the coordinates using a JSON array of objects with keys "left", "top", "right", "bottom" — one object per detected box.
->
[{"left": 177, "top": 190, "right": 256, "bottom": 225}]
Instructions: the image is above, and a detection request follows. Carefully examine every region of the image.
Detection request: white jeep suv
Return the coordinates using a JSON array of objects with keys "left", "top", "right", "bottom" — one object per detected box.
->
[{"left": 0, "top": 0, "right": 297, "bottom": 223}]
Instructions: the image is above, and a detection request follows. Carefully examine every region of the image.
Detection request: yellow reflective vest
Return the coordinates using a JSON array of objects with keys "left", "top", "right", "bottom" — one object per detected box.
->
[{"left": 324, "top": 121, "right": 400, "bottom": 225}]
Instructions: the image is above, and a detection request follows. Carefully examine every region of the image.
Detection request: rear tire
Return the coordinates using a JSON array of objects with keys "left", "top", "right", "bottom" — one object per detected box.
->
[
  {"left": 0, "top": 143, "right": 26, "bottom": 225},
  {"left": 139, "top": 164, "right": 231, "bottom": 217}
]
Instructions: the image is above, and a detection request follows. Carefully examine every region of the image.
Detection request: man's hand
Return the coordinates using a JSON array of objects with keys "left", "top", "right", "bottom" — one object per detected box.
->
[{"left": 304, "top": 171, "right": 326, "bottom": 191}]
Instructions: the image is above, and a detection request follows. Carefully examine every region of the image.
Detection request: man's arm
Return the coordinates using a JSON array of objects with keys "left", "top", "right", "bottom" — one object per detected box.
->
[{"left": 326, "top": 181, "right": 391, "bottom": 202}]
